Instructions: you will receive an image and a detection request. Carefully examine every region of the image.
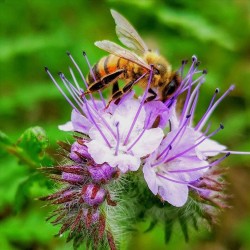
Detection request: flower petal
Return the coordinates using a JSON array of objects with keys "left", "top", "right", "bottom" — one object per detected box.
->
[
  {"left": 109, "top": 154, "right": 140, "bottom": 173},
  {"left": 158, "top": 179, "right": 189, "bottom": 207},
  {"left": 131, "top": 128, "right": 164, "bottom": 157},
  {"left": 143, "top": 164, "right": 158, "bottom": 195},
  {"left": 86, "top": 140, "right": 113, "bottom": 165},
  {"left": 58, "top": 121, "right": 73, "bottom": 131},
  {"left": 71, "top": 109, "right": 92, "bottom": 134}
]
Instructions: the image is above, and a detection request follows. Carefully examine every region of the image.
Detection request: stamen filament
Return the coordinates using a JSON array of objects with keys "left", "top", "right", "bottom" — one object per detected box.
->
[
  {"left": 127, "top": 112, "right": 152, "bottom": 151},
  {"left": 195, "top": 88, "right": 220, "bottom": 130},
  {"left": 82, "top": 51, "right": 106, "bottom": 107},
  {"left": 82, "top": 95, "right": 111, "bottom": 148},
  {"left": 115, "top": 122, "right": 120, "bottom": 156},
  {"left": 157, "top": 114, "right": 191, "bottom": 160},
  {"left": 196, "top": 85, "right": 235, "bottom": 131},
  {"left": 45, "top": 68, "right": 79, "bottom": 113},
  {"left": 123, "top": 70, "right": 151, "bottom": 145},
  {"left": 67, "top": 52, "right": 98, "bottom": 110},
  {"left": 165, "top": 124, "right": 224, "bottom": 163},
  {"left": 168, "top": 153, "right": 230, "bottom": 173}
]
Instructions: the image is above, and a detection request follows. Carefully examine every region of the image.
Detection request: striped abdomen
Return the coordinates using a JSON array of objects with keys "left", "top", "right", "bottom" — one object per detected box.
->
[{"left": 87, "top": 54, "right": 133, "bottom": 85}]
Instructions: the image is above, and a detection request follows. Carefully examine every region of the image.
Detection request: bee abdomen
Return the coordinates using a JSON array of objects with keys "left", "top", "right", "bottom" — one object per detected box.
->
[{"left": 87, "top": 55, "right": 123, "bottom": 84}]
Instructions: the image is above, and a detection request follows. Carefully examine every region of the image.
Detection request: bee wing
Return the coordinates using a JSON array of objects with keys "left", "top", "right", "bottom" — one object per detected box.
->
[
  {"left": 111, "top": 9, "right": 148, "bottom": 54},
  {"left": 95, "top": 40, "right": 151, "bottom": 70}
]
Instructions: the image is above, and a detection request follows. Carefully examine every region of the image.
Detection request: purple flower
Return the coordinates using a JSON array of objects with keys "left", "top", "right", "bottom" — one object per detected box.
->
[
  {"left": 143, "top": 56, "right": 232, "bottom": 207},
  {"left": 86, "top": 96, "right": 164, "bottom": 173}
]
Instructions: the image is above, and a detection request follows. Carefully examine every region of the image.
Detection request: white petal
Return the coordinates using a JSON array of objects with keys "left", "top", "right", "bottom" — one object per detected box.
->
[
  {"left": 109, "top": 154, "right": 141, "bottom": 173},
  {"left": 71, "top": 110, "right": 92, "bottom": 134},
  {"left": 86, "top": 140, "right": 113, "bottom": 165},
  {"left": 88, "top": 123, "right": 114, "bottom": 144},
  {"left": 197, "top": 137, "right": 226, "bottom": 157},
  {"left": 58, "top": 121, "right": 73, "bottom": 131},
  {"left": 167, "top": 157, "right": 208, "bottom": 182},
  {"left": 158, "top": 179, "right": 189, "bottom": 207},
  {"left": 143, "top": 164, "right": 158, "bottom": 195},
  {"left": 130, "top": 128, "right": 164, "bottom": 157}
]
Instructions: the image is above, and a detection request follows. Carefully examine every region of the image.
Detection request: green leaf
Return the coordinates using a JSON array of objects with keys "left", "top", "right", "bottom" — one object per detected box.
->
[
  {"left": 16, "top": 126, "right": 49, "bottom": 162},
  {"left": 14, "top": 173, "right": 52, "bottom": 212},
  {"left": 0, "top": 130, "right": 12, "bottom": 146}
]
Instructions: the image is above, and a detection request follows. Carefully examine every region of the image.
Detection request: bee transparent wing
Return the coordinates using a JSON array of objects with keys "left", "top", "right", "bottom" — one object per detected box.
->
[
  {"left": 111, "top": 9, "right": 148, "bottom": 54},
  {"left": 95, "top": 40, "right": 151, "bottom": 70}
]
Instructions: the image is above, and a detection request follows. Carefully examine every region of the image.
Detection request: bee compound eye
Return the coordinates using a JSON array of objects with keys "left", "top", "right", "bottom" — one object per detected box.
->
[{"left": 164, "top": 80, "right": 177, "bottom": 96}]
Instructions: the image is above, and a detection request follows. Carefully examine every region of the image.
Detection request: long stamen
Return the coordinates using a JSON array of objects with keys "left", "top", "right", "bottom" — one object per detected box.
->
[
  {"left": 195, "top": 88, "right": 220, "bottom": 130},
  {"left": 45, "top": 67, "right": 79, "bottom": 113},
  {"left": 85, "top": 99, "right": 117, "bottom": 139},
  {"left": 203, "top": 150, "right": 250, "bottom": 155},
  {"left": 82, "top": 95, "right": 111, "bottom": 148},
  {"left": 152, "top": 145, "right": 172, "bottom": 167},
  {"left": 69, "top": 67, "right": 81, "bottom": 92},
  {"left": 123, "top": 69, "right": 153, "bottom": 145},
  {"left": 189, "top": 89, "right": 199, "bottom": 125},
  {"left": 165, "top": 124, "right": 224, "bottom": 163},
  {"left": 180, "top": 72, "right": 193, "bottom": 124},
  {"left": 157, "top": 173, "right": 190, "bottom": 185},
  {"left": 168, "top": 153, "right": 230, "bottom": 174},
  {"left": 115, "top": 122, "right": 120, "bottom": 156},
  {"left": 196, "top": 85, "right": 235, "bottom": 131},
  {"left": 66, "top": 52, "right": 98, "bottom": 110},
  {"left": 157, "top": 114, "right": 191, "bottom": 160},
  {"left": 82, "top": 51, "right": 106, "bottom": 107},
  {"left": 127, "top": 112, "right": 152, "bottom": 151},
  {"left": 59, "top": 73, "right": 83, "bottom": 109}
]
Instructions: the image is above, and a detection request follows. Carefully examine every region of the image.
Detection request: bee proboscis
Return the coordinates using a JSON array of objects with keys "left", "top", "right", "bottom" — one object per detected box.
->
[{"left": 86, "top": 9, "right": 181, "bottom": 103}]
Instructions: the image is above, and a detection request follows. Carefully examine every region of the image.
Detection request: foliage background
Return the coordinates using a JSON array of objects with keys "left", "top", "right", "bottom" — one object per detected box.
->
[{"left": 0, "top": 0, "right": 250, "bottom": 249}]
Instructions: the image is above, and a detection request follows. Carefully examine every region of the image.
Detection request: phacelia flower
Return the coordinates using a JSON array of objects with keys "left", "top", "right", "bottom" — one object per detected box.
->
[
  {"left": 143, "top": 56, "right": 232, "bottom": 207},
  {"left": 43, "top": 52, "right": 249, "bottom": 249}
]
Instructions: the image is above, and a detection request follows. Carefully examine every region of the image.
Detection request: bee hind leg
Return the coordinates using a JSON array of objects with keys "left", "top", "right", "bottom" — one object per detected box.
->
[
  {"left": 112, "top": 81, "right": 119, "bottom": 95},
  {"left": 106, "top": 80, "right": 135, "bottom": 108}
]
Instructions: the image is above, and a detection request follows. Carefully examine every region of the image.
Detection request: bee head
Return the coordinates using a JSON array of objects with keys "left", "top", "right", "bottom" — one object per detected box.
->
[
  {"left": 161, "top": 73, "right": 181, "bottom": 101},
  {"left": 153, "top": 63, "right": 167, "bottom": 76}
]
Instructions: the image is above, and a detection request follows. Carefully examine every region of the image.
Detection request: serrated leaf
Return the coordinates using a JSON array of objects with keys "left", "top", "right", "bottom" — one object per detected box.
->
[{"left": 16, "top": 126, "right": 49, "bottom": 162}]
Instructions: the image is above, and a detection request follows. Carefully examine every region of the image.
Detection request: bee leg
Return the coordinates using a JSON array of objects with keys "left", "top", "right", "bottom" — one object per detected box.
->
[
  {"left": 87, "top": 70, "right": 124, "bottom": 93},
  {"left": 122, "top": 80, "right": 135, "bottom": 93},
  {"left": 112, "top": 81, "right": 119, "bottom": 95},
  {"left": 145, "top": 88, "right": 157, "bottom": 102},
  {"left": 105, "top": 90, "right": 124, "bottom": 109},
  {"left": 106, "top": 80, "right": 136, "bottom": 108}
]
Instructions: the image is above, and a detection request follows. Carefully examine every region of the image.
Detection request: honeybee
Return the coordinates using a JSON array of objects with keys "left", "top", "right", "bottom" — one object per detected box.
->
[{"left": 86, "top": 9, "right": 180, "bottom": 103}]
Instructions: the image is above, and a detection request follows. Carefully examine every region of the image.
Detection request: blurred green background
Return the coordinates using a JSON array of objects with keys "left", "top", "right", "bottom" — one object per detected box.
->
[{"left": 0, "top": 0, "right": 250, "bottom": 249}]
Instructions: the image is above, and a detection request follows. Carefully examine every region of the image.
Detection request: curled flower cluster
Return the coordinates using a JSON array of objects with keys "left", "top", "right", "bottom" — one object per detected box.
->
[{"left": 42, "top": 53, "right": 239, "bottom": 249}]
